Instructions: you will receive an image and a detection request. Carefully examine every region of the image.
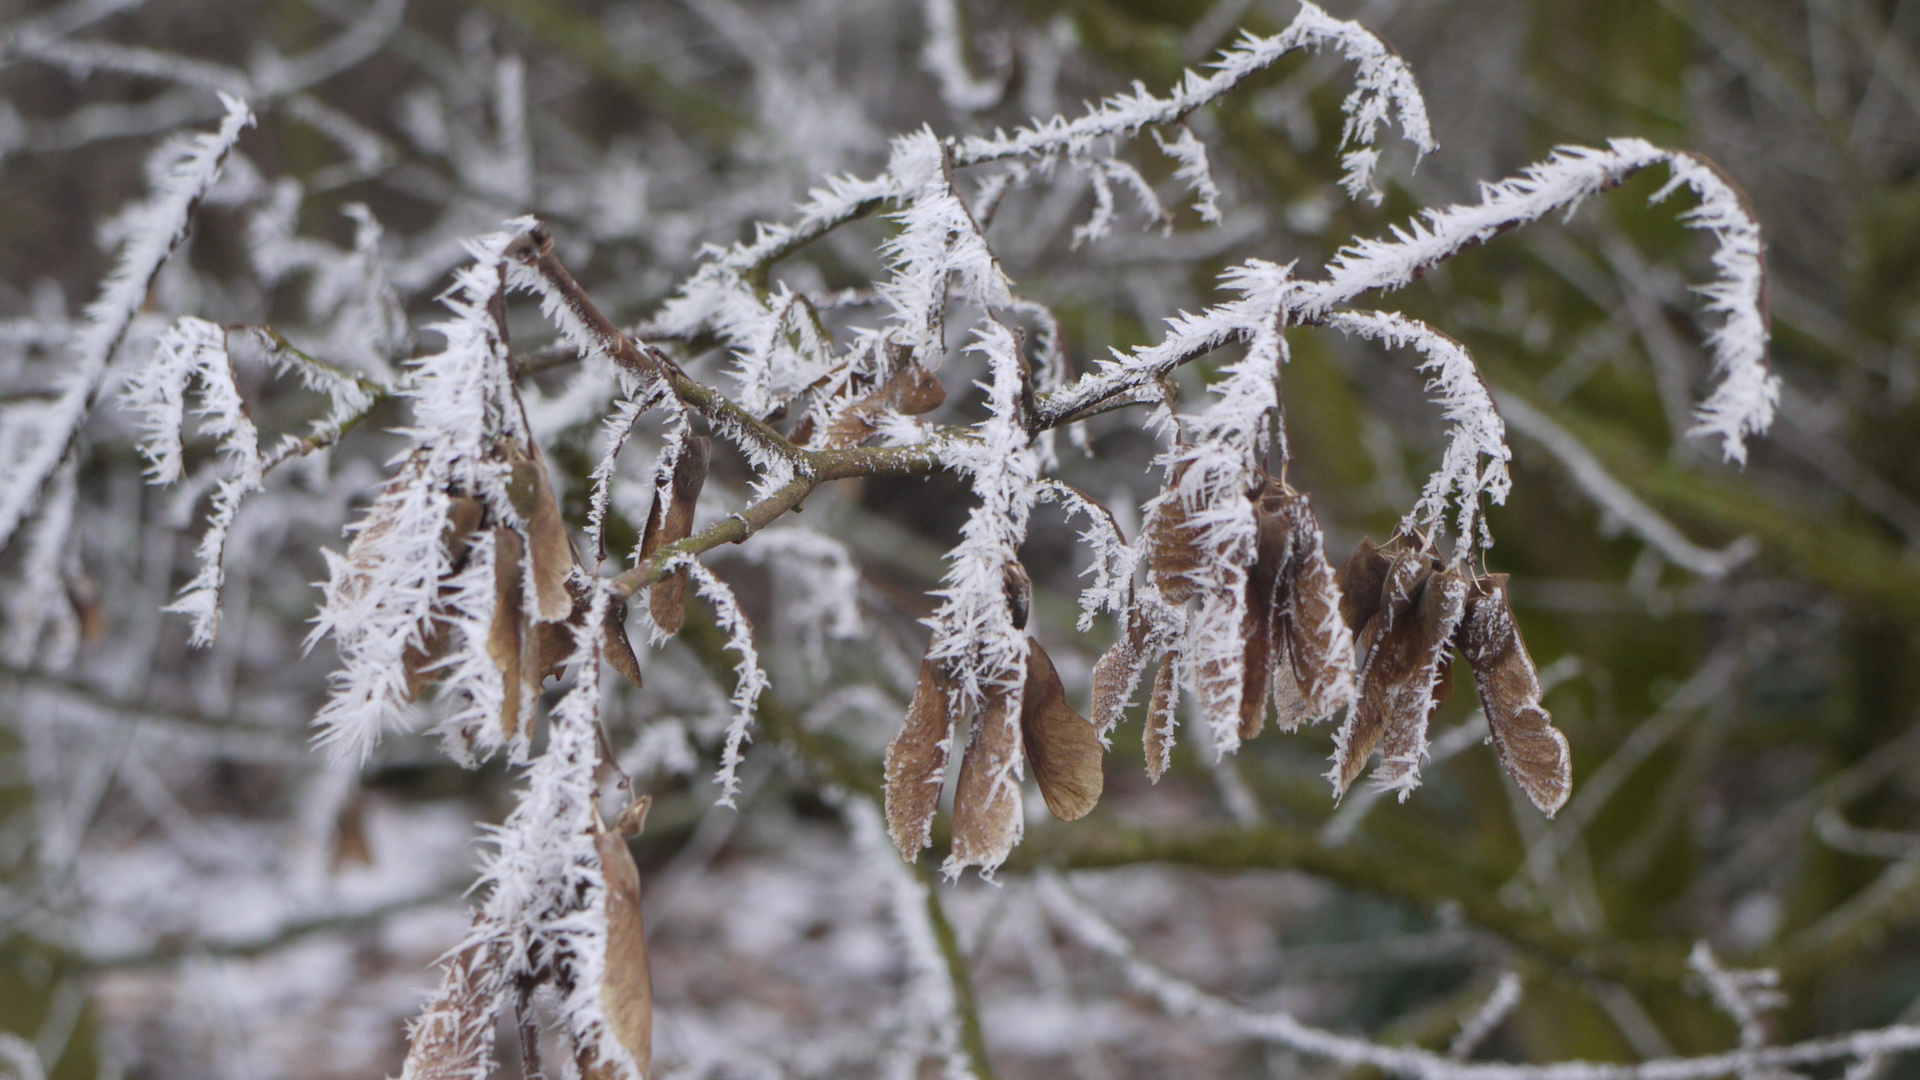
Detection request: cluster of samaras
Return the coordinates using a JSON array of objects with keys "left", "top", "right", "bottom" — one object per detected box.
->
[{"left": 884, "top": 472, "right": 1569, "bottom": 869}]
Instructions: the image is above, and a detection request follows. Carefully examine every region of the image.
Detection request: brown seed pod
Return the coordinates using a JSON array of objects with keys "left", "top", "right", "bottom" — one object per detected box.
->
[
  {"left": 946, "top": 678, "right": 1025, "bottom": 876},
  {"left": 1279, "top": 495, "right": 1358, "bottom": 723},
  {"left": 602, "top": 597, "right": 645, "bottom": 691},
  {"left": 1457, "top": 573, "right": 1571, "bottom": 815},
  {"left": 1238, "top": 479, "right": 1294, "bottom": 742},
  {"left": 1020, "top": 638, "right": 1103, "bottom": 821},
  {"left": 1003, "top": 560, "right": 1032, "bottom": 632},
  {"left": 488, "top": 526, "right": 527, "bottom": 739},
  {"left": 1089, "top": 608, "right": 1150, "bottom": 738},
  {"left": 884, "top": 658, "right": 958, "bottom": 861},
  {"left": 1145, "top": 465, "right": 1201, "bottom": 606},
  {"left": 1335, "top": 537, "right": 1392, "bottom": 635},
  {"left": 505, "top": 442, "right": 577, "bottom": 623},
  {"left": 1329, "top": 546, "right": 1437, "bottom": 796},
  {"left": 638, "top": 434, "right": 711, "bottom": 636},
  {"left": 1145, "top": 655, "right": 1179, "bottom": 783},
  {"left": 444, "top": 495, "right": 486, "bottom": 567},
  {"left": 582, "top": 805, "right": 652, "bottom": 1080},
  {"left": 1372, "top": 565, "right": 1468, "bottom": 795}
]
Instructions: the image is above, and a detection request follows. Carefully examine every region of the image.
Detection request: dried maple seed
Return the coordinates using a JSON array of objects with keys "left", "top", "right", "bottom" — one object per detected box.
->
[
  {"left": 1146, "top": 464, "right": 1201, "bottom": 606},
  {"left": 946, "top": 678, "right": 1024, "bottom": 876},
  {"left": 1335, "top": 537, "right": 1392, "bottom": 635},
  {"left": 1279, "top": 495, "right": 1358, "bottom": 723},
  {"left": 1145, "top": 655, "right": 1179, "bottom": 783},
  {"left": 505, "top": 440, "right": 576, "bottom": 622},
  {"left": 884, "top": 658, "right": 958, "bottom": 861},
  {"left": 1330, "top": 546, "right": 1435, "bottom": 796},
  {"left": 1020, "top": 638, "right": 1103, "bottom": 821},
  {"left": 602, "top": 597, "right": 645, "bottom": 691},
  {"left": 1458, "top": 573, "right": 1571, "bottom": 815},
  {"left": 582, "top": 804, "right": 652, "bottom": 1080},
  {"left": 1003, "top": 560, "right": 1033, "bottom": 632},
  {"left": 1089, "top": 608, "right": 1150, "bottom": 737},
  {"left": 1238, "top": 478, "right": 1294, "bottom": 741},
  {"left": 488, "top": 526, "right": 527, "bottom": 739},
  {"left": 638, "top": 434, "right": 711, "bottom": 636},
  {"left": 1373, "top": 565, "right": 1468, "bottom": 795}
]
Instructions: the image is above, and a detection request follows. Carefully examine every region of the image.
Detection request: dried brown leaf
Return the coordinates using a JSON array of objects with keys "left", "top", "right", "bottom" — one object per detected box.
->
[
  {"left": 1145, "top": 655, "right": 1179, "bottom": 784},
  {"left": 1458, "top": 574, "right": 1571, "bottom": 816},
  {"left": 947, "top": 678, "right": 1025, "bottom": 876},
  {"left": 884, "top": 658, "right": 957, "bottom": 861},
  {"left": 821, "top": 363, "right": 948, "bottom": 447},
  {"left": 639, "top": 435, "right": 710, "bottom": 636},
  {"left": 1021, "top": 638, "right": 1103, "bottom": 821},
  {"left": 488, "top": 527, "right": 526, "bottom": 740}
]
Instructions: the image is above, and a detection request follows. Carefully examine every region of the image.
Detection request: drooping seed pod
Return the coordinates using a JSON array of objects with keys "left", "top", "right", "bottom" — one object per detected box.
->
[
  {"left": 1145, "top": 655, "right": 1180, "bottom": 783},
  {"left": 505, "top": 440, "right": 576, "bottom": 622},
  {"left": 1003, "top": 560, "right": 1032, "bottom": 632},
  {"left": 1335, "top": 537, "right": 1392, "bottom": 635},
  {"left": 602, "top": 596, "right": 645, "bottom": 691},
  {"left": 637, "top": 434, "right": 710, "bottom": 636},
  {"left": 1371, "top": 565, "right": 1468, "bottom": 796},
  {"left": 1277, "top": 495, "right": 1358, "bottom": 723},
  {"left": 1457, "top": 573, "right": 1571, "bottom": 815},
  {"left": 1145, "top": 464, "right": 1201, "bottom": 606},
  {"left": 1020, "top": 638, "right": 1103, "bottom": 821},
  {"left": 1088, "top": 608, "right": 1150, "bottom": 739},
  {"left": 884, "top": 658, "right": 958, "bottom": 861},
  {"left": 581, "top": 797, "right": 653, "bottom": 1080},
  {"left": 1238, "top": 479, "right": 1293, "bottom": 741},
  {"left": 488, "top": 526, "right": 527, "bottom": 739},
  {"left": 945, "top": 676, "right": 1025, "bottom": 877},
  {"left": 1329, "top": 545, "right": 1435, "bottom": 796}
]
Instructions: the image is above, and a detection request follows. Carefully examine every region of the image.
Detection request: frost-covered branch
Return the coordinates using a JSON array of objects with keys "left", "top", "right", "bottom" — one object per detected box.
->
[{"left": 0, "top": 92, "right": 251, "bottom": 552}]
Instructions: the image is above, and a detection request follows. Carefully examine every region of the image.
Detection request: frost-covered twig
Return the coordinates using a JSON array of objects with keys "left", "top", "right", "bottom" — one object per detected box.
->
[
  {"left": 0, "top": 93, "right": 251, "bottom": 552},
  {"left": 674, "top": 558, "right": 769, "bottom": 807}
]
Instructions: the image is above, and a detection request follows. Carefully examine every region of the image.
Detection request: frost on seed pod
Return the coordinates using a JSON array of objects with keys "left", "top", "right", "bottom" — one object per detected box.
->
[
  {"left": 504, "top": 438, "right": 577, "bottom": 622},
  {"left": 1458, "top": 573, "right": 1571, "bottom": 815},
  {"left": 488, "top": 526, "right": 528, "bottom": 739},
  {"left": 1145, "top": 463, "right": 1201, "bottom": 606},
  {"left": 1145, "top": 654, "right": 1179, "bottom": 784},
  {"left": 945, "top": 673, "right": 1025, "bottom": 878},
  {"left": 1371, "top": 564, "right": 1467, "bottom": 797},
  {"left": 884, "top": 658, "right": 958, "bottom": 861},
  {"left": 637, "top": 434, "right": 710, "bottom": 636},
  {"left": 1276, "top": 494, "right": 1357, "bottom": 724},
  {"left": 1329, "top": 543, "right": 1441, "bottom": 797},
  {"left": 580, "top": 796, "right": 653, "bottom": 1080},
  {"left": 1089, "top": 608, "right": 1150, "bottom": 740},
  {"left": 1020, "top": 638, "right": 1103, "bottom": 821}
]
